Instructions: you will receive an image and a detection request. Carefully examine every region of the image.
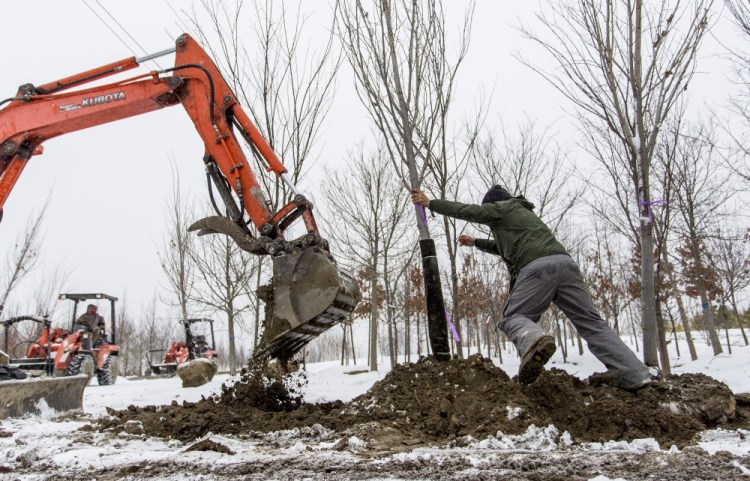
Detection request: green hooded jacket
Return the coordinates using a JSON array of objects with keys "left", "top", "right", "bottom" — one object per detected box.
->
[{"left": 429, "top": 197, "right": 568, "bottom": 277}]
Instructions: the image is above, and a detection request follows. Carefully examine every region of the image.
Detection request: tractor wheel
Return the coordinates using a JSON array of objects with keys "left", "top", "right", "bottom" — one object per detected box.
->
[
  {"left": 67, "top": 354, "right": 95, "bottom": 380},
  {"left": 97, "top": 356, "right": 118, "bottom": 385}
]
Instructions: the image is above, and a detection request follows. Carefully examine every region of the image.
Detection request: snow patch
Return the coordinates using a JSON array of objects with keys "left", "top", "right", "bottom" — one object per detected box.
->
[
  {"left": 660, "top": 401, "right": 680, "bottom": 414},
  {"left": 290, "top": 441, "right": 307, "bottom": 452},
  {"left": 31, "top": 398, "right": 68, "bottom": 421},
  {"left": 732, "top": 460, "right": 750, "bottom": 475},
  {"left": 506, "top": 405, "right": 523, "bottom": 420},
  {"left": 470, "top": 424, "right": 561, "bottom": 451},
  {"left": 348, "top": 436, "right": 366, "bottom": 448},
  {"left": 698, "top": 429, "right": 750, "bottom": 456},
  {"left": 587, "top": 437, "right": 661, "bottom": 453}
]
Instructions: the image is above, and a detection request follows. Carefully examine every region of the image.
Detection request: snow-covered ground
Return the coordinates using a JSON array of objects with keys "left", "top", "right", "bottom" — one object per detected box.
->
[{"left": 1, "top": 331, "right": 749, "bottom": 480}]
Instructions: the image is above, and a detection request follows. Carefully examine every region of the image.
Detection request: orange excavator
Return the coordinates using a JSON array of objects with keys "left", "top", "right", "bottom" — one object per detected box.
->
[{"left": 0, "top": 34, "right": 359, "bottom": 413}]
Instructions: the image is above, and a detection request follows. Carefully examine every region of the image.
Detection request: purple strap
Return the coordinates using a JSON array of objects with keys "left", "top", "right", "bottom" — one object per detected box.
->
[
  {"left": 417, "top": 204, "right": 428, "bottom": 226},
  {"left": 445, "top": 310, "right": 461, "bottom": 343},
  {"left": 640, "top": 199, "right": 665, "bottom": 223}
]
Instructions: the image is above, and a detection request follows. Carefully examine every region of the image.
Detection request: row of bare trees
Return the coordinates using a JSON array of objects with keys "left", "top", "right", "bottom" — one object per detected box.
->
[
  {"left": 314, "top": 117, "right": 749, "bottom": 368},
  {"left": 318, "top": 0, "right": 750, "bottom": 374},
  {"left": 3, "top": 0, "right": 749, "bottom": 377}
]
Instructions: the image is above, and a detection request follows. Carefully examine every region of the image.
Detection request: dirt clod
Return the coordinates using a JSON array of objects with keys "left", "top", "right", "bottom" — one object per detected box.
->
[
  {"left": 94, "top": 354, "right": 750, "bottom": 448},
  {"left": 185, "top": 439, "right": 235, "bottom": 455}
]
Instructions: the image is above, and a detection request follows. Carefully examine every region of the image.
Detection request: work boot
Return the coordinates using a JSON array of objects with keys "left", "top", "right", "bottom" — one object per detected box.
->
[
  {"left": 518, "top": 335, "right": 556, "bottom": 385},
  {"left": 615, "top": 365, "right": 659, "bottom": 392}
]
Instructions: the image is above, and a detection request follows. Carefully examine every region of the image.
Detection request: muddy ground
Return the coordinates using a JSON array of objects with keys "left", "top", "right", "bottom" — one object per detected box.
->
[
  {"left": 47, "top": 446, "right": 750, "bottom": 481},
  {"left": 95, "top": 354, "right": 749, "bottom": 450}
]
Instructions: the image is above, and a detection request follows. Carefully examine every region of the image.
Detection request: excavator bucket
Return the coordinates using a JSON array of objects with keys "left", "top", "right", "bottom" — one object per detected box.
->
[
  {"left": 255, "top": 249, "right": 359, "bottom": 360},
  {"left": 177, "top": 358, "right": 218, "bottom": 388},
  {"left": 0, "top": 375, "right": 89, "bottom": 419}
]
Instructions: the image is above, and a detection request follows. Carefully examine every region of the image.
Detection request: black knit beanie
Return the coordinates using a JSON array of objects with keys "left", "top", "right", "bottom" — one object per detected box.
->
[{"left": 481, "top": 185, "right": 512, "bottom": 204}]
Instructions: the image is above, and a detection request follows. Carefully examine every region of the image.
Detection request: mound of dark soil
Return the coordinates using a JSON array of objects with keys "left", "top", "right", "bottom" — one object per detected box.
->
[
  {"left": 94, "top": 354, "right": 749, "bottom": 448},
  {"left": 184, "top": 438, "right": 235, "bottom": 455}
]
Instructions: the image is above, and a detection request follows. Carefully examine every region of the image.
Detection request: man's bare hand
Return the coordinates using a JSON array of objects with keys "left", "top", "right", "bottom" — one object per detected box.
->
[
  {"left": 410, "top": 188, "right": 431, "bottom": 207},
  {"left": 458, "top": 235, "right": 476, "bottom": 247}
]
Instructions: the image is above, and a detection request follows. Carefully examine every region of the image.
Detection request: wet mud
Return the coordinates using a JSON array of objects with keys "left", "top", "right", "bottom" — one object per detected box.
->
[{"left": 95, "top": 354, "right": 749, "bottom": 449}]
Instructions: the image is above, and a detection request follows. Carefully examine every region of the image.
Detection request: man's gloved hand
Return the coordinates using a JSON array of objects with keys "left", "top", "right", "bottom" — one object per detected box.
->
[
  {"left": 410, "top": 188, "right": 431, "bottom": 207},
  {"left": 458, "top": 234, "right": 476, "bottom": 247}
]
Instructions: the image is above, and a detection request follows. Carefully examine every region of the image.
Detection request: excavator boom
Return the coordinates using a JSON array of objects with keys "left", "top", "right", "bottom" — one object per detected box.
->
[{"left": 0, "top": 34, "right": 359, "bottom": 366}]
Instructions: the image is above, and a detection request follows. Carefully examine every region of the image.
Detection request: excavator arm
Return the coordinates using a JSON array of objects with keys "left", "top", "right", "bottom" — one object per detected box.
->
[
  {"left": 0, "top": 34, "right": 359, "bottom": 360},
  {"left": 1, "top": 34, "right": 311, "bottom": 247}
]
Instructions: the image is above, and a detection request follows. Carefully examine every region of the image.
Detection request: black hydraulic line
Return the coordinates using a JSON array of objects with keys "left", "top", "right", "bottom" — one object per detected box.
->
[
  {"left": 160, "top": 64, "right": 217, "bottom": 128},
  {"left": 206, "top": 172, "right": 224, "bottom": 217},
  {"left": 206, "top": 167, "right": 250, "bottom": 228},
  {"left": 0, "top": 98, "right": 19, "bottom": 109},
  {"left": 205, "top": 162, "right": 243, "bottom": 223}
]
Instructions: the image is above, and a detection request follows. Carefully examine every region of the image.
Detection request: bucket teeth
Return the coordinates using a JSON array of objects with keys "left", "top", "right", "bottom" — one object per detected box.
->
[{"left": 254, "top": 260, "right": 359, "bottom": 361}]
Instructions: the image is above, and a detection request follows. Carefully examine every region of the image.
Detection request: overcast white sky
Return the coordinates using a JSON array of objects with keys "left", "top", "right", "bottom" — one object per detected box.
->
[{"left": 0, "top": 1, "right": 740, "bottom": 325}]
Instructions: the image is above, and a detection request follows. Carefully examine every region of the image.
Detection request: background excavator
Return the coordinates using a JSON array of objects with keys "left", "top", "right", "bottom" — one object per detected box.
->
[{"left": 0, "top": 33, "right": 359, "bottom": 416}]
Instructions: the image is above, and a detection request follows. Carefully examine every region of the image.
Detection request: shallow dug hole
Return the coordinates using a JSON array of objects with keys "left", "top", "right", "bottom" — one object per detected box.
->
[{"left": 94, "top": 355, "right": 750, "bottom": 448}]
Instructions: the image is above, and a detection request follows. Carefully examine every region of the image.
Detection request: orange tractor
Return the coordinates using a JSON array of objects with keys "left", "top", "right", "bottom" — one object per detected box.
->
[
  {"left": 3, "top": 293, "right": 119, "bottom": 385},
  {"left": 147, "top": 318, "right": 218, "bottom": 377}
]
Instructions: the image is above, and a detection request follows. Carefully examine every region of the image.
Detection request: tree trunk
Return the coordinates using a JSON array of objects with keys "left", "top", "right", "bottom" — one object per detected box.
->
[
  {"left": 691, "top": 239, "right": 722, "bottom": 355},
  {"left": 394, "top": 316, "right": 399, "bottom": 364},
  {"left": 387, "top": 316, "right": 396, "bottom": 368},
  {"left": 369, "top": 259, "right": 379, "bottom": 371},
  {"left": 416, "top": 313, "right": 422, "bottom": 357},
  {"left": 253, "top": 259, "right": 263, "bottom": 348},
  {"left": 725, "top": 326, "right": 733, "bottom": 354},
  {"left": 655, "top": 296, "right": 671, "bottom": 375},
  {"left": 556, "top": 319, "right": 567, "bottom": 362},
  {"left": 475, "top": 321, "right": 481, "bottom": 356},
  {"left": 341, "top": 323, "right": 348, "bottom": 366},
  {"left": 484, "top": 319, "right": 491, "bottom": 358},
  {"left": 383, "top": 257, "right": 397, "bottom": 368},
  {"left": 730, "top": 302, "right": 749, "bottom": 346},
  {"left": 227, "top": 308, "right": 237, "bottom": 375},
  {"left": 666, "top": 255, "right": 698, "bottom": 360},
  {"left": 717, "top": 303, "right": 732, "bottom": 355},
  {"left": 640, "top": 223, "right": 660, "bottom": 366},
  {"left": 404, "top": 306, "right": 411, "bottom": 363},
  {"left": 667, "top": 308, "right": 681, "bottom": 357}
]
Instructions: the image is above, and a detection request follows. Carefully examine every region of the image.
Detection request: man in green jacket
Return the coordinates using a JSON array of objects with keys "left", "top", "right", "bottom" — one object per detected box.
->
[{"left": 411, "top": 185, "right": 651, "bottom": 391}]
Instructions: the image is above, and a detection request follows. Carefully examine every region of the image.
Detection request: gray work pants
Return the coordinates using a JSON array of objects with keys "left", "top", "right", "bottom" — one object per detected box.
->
[{"left": 501, "top": 254, "right": 649, "bottom": 387}]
